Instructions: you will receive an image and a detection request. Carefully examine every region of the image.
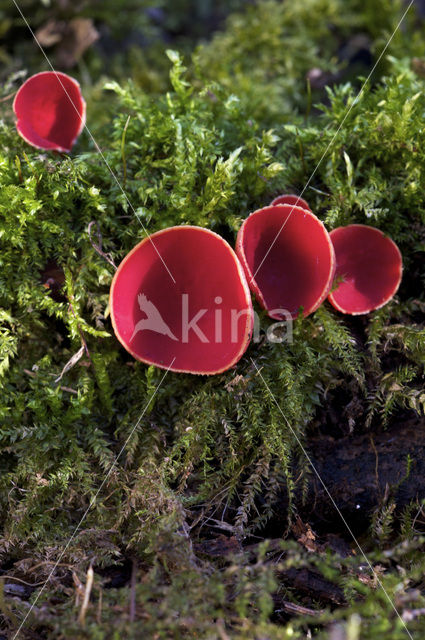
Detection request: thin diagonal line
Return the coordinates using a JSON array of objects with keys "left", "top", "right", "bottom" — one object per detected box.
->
[
  {"left": 11, "top": 0, "right": 176, "bottom": 284},
  {"left": 250, "top": 357, "right": 414, "bottom": 640},
  {"left": 11, "top": 358, "right": 176, "bottom": 639},
  {"left": 251, "top": 0, "right": 414, "bottom": 283}
]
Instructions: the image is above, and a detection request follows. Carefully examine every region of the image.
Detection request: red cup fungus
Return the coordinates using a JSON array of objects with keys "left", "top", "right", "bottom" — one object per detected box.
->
[
  {"left": 271, "top": 193, "right": 311, "bottom": 212},
  {"left": 328, "top": 224, "right": 403, "bottom": 315},
  {"left": 110, "top": 226, "right": 254, "bottom": 375},
  {"left": 13, "top": 71, "right": 86, "bottom": 152},
  {"left": 236, "top": 204, "right": 335, "bottom": 319}
]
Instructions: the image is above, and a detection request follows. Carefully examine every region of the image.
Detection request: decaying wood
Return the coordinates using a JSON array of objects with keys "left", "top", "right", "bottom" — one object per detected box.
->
[
  {"left": 276, "top": 419, "right": 425, "bottom": 530},
  {"left": 281, "top": 567, "right": 345, "bottom": 605}
]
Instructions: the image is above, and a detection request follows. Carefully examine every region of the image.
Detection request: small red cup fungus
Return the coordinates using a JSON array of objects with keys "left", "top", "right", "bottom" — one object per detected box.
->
[
  {"left": 110, "top": 226, "right": 254, "bottom": 375},
  {"left": 13, "top": 71, "right": 86, "bottom": 152},
  {"left": 236, "top": 204, "right": 335, "bottom": 319},
  {"left": 271, "top": 193, "right": 311, "bottom": 212},
  {"left": 328, "top": 224, "right": 403, "bottom": 315}
]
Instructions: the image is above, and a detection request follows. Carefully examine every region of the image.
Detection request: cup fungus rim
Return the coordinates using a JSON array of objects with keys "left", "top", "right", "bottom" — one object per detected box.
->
[
  {"left": 270, "top": 193, "right": 312, "bottom": 212},
  {"left": 110, "top": 225, "right": 254, "bottom": 375},
  {"left": 13, "top": 71, "right": 87, "bottom": 153},
  {"left": 236, "top": 204, "right": 336, "bottom": 319},
  {"left": 328, "top": 223, "right": 403, "bottom": 315}
]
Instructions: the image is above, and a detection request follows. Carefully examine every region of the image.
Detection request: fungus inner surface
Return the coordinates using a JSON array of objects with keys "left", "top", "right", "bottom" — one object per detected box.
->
[
  {"left": 14, "top": 73, "right": 84, "bottom": 151},
  {"left": 329, "top": 225, "right": 402, "bottom": 313},
  {"left": 241, "top": 206, "right": 334, "bottom": 318},
  {"left": 111, "top": 227, "right": 252, "bottom": 373}
]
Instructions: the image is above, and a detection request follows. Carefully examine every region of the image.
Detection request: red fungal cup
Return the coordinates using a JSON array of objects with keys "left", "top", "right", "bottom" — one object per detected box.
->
[
  {"left": 328, "top": 224, "right": 403, "bottom": 315},
  {"left": 13, "top": 72, "right": 86, "bottom": 152},
  {"left": 236, "top": 205, "right": 335, "bottom": 319},
  {"left": 271, "top": 193, "right": 312, "bottom": 212},
  {"left": 110, "top": 226, "right": 254, "bottom": 375}
]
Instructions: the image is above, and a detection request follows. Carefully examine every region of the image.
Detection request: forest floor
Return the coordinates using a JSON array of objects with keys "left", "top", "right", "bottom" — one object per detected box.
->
[{"left": 0, "top": 1, "right": 424, "bottom": 639}]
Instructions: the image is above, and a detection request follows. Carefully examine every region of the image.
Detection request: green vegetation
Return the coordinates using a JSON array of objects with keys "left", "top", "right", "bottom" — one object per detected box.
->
[{"left": 0, "top": 0, "right": 424, "bottom": 637}]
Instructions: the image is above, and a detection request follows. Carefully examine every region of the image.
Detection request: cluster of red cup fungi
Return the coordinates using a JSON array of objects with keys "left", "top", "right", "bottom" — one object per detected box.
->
[
  {"left": 109, "top": 197, "right": 402, "bottom": 374},
  {"left": 236, "top": 197, "right": 402, "bottom": 320},
  {"left": 13, "top": 72, "right": 403, "bottom": 375}
]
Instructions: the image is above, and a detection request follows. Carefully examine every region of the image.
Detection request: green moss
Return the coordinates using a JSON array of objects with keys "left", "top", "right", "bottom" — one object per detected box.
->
[{"left": 0, "top": 1, "right": 424, "bottom": 638}]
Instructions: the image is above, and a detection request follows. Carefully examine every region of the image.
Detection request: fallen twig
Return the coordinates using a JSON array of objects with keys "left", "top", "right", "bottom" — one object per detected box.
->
[{"left": 87, "top": 221, "right": 117, "bottom": 270}]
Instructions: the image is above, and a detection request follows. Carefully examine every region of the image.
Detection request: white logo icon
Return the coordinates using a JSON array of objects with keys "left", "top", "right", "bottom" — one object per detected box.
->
[{"left": 130, "top": 294, "right": 178, "bottom": 342}]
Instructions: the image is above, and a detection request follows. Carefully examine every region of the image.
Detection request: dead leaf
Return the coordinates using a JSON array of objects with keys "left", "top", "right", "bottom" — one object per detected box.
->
[
  {"left": 292, "top": 516, "right": 318, "bottom": 552},
  {"left": 55, "top": 346, "right": 85, "bottom": 383},
  {"left": 57, "top": 18, "right": 99, "bottom": 68},
  {"left": 35, "top": 19, "right": 66, "bottom": 47},
  {"left": 35, "top": 18, "right": 99, "bottom": 68}
]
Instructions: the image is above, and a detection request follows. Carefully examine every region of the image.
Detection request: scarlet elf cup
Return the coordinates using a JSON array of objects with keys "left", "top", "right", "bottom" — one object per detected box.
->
[
  {"left": 271, "top": 193, "right": 312, "bottom": 212},
  {"left": 109, "top": 226, "right": 254, "bottom": 375},
  {"left": 328, "top": 224, "right": 403, "bottom": 315},
  {"left": 236, "top": 204, "right": 336, "bottom": 319},
  {"left": 13, "top": 71, "right": 86, "bottom": 152}
]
